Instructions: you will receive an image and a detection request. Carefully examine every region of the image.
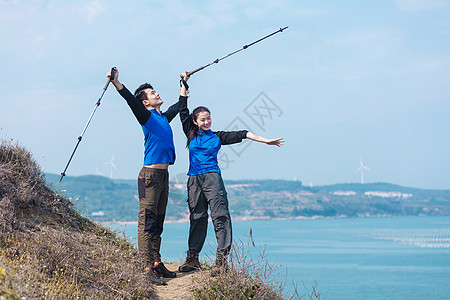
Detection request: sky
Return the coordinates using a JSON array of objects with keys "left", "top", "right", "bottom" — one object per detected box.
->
[{"left": 1, "top": 0, "right": 449, "bottom": 190}]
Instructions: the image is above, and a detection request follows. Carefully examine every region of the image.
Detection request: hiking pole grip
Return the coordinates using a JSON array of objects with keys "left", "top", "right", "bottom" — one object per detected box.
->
[
  {"left": 187, "top": 64, "right": 208, "bottom": 76},
  {"left": 110, "top": 67, "right": 116, "bottom": 82},
  {"left": 103, "top": 67, "right": 116, "bottom": 90},
  {"left": 180, "top": 66, "right": 204, "bottom": 79}
]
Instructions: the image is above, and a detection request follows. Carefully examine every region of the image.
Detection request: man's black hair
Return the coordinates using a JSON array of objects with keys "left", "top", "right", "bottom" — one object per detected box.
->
[{"left": 134, "top": 83, "right": 154, "bottom": 102}]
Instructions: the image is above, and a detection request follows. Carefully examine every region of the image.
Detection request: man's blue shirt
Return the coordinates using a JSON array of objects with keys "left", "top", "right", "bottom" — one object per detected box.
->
[
  {"left": 142, "top": 109, "right": 175, "bottom": 165},
  {"left": 118, "top": 86, "right": 178, "bottom": 166}
]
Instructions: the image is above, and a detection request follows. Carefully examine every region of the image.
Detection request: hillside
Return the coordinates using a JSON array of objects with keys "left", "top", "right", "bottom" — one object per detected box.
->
[
  {"left": 0, "top": 141, "right": 156, "bottom": 299},
  {"left": 46, "top": 174, "right": 450, "bottom": 222}
]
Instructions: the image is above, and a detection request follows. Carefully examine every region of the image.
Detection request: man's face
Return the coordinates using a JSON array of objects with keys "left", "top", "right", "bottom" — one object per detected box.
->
[{"left": 143, "top": 88, "right": 163, "bottom": 108}]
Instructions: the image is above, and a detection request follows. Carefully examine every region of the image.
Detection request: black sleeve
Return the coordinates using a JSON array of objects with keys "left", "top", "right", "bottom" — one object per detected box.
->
[
  {"left": 118, "top": 85, "right": 151, "bottom": 125},
  {"left": 214, "top": 130, "right": 249, "bottom": 145},
  {"left": 162, "top": 102, "right": 179, "bottom": 123},
  {"left": 178, "top": 95, "right": 195, "bottom": 138}
]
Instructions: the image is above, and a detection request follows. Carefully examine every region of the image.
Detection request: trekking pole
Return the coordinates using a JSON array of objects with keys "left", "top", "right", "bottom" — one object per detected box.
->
[
  {"left": 59, "top": 67, "right": 116, "bottom": 182},
  {"left": 182, "top": 26, "right": 288, "bottom": 78}
]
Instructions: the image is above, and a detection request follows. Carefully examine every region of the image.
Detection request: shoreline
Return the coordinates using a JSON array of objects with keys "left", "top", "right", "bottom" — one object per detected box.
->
[
  {"left": 100, "top": 214, "right": 447, "bottom": 225},
  {"left": 101, "top": 215, "right": 334, "bottom": 225}
]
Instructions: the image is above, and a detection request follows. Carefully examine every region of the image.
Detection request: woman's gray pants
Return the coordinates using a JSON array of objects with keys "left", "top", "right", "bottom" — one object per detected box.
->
[{"left": 187, "top": 172, "right": 232, "bottom": 255}]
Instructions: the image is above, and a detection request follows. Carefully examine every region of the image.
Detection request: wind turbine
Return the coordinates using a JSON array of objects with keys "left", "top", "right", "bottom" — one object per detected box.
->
[
  {"left": 104, "top": 155, "right": 116, "bottom": 179},
  {"left": 355, "top": 158, "right": 370, "bottom": 184},
  {"left": 95, "top": 166, "right": 103, "bottom": 176}
]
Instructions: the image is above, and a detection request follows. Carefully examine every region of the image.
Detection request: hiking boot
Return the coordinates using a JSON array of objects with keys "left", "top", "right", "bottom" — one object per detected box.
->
[
  {"left": 210, "top": 266, "right": 223, "bottom": 277},
  {"left": 178, "top": 251, "right": 201, "bottom": 272},
  {"left": 146, "top": 267, "right": 167, "bottom": 285},
  {"left": 211, "top": 250, "right": 229, "bottom": 277},
  {"left": 153, "top": 262, "right": 176, "bottom": 278},
  {"left": 210, "top": 262, "right": 229, "bottom": 277}
]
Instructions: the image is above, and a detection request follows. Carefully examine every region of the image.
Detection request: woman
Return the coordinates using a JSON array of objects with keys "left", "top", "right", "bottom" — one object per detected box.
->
[{"left": 177, "top": 72, "right": 284, "bottom": 275}]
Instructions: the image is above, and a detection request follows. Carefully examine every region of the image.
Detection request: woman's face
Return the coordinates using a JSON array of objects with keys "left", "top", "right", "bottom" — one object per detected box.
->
[{"left": 194, "top": 111, "right": 212, "bottom": 131}]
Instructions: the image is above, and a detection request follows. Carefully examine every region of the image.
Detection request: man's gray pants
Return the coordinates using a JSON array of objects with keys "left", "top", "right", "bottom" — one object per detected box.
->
[
  {"left": 187, "top": 172, "right": 232, "bottom": 255},
  {"left": 137, "top": 167, "right": 169, "bottom": 268}
]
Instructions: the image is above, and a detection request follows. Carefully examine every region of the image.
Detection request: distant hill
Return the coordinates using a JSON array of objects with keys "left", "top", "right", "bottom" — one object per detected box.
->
[
  {"left": 45, "top": 173, "right": 187, "bottom": 222},
  {"left": 45, "top": 173, "right": 450, "bottom": 222}
]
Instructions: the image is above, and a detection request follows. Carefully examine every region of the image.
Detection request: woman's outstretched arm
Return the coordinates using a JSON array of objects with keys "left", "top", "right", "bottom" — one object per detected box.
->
[{"left": 246, "top": 132, "right": 285, "bottom": 147}]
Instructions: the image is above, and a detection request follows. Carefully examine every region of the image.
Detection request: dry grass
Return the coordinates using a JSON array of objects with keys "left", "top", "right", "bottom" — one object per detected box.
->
[
  {"left": 0, "top": 140, "right": 154, "bottom": 299},
  {"left": 191, "top": 233, "right": 325, "bottom": 300},
  {"left": 0, "top": 139, "right": 88, "bottom": 233}
]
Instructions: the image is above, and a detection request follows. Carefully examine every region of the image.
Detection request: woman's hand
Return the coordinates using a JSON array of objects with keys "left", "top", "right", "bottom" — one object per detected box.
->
[
  {"left": 265, "top": 138, "right": 284, "bottom": 147},
  {"left": 181, "top": 71, "right": 190, "bottom": 82},
  {"left": 180, "top": 71, "right": 190, "bottom": 96}
]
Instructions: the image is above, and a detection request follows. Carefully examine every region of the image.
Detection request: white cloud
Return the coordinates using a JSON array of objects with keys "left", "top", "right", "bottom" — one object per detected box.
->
[
  {"left": 80, "top": 0, "right": 107, "bottom": 24},
  {"left": 244, "top": 0, "right": 288, "bottom": 20},
  {"left": 292, "top": 7, "right": 327, "bottom": 17},
  {"left": 395, "top": 0, "right": 448, "bottom": 11},
  {"left": 206, "top": 1, "right": 238, "bottom": 25},
  {"left": 326, "top": 28, "right": 403, "bottom": 60}
]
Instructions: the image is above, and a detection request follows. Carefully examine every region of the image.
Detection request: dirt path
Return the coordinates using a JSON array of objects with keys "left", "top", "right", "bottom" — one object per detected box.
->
[{"left": 153, "top": 263, "right": 209, "bottom": 300}]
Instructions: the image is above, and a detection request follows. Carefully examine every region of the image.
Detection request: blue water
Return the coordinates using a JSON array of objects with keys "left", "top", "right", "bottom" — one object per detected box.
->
[{"left": 107, "top": 216, "right": 450, "bottom": 299}]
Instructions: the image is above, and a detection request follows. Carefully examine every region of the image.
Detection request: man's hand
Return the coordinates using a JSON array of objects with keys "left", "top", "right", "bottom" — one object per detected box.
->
[{"left": 107, "top": 67, "right": 123, "bottom": 91}]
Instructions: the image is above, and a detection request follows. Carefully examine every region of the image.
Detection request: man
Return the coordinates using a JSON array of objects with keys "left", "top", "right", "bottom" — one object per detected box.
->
[{"left": 108, "top": 67, "right": 184, "bottom": 285}]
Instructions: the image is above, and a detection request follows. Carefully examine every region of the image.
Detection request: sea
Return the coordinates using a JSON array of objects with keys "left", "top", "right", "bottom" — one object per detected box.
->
[{"left": 107, "top": 216, "right": 450, "bottom": 300}]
